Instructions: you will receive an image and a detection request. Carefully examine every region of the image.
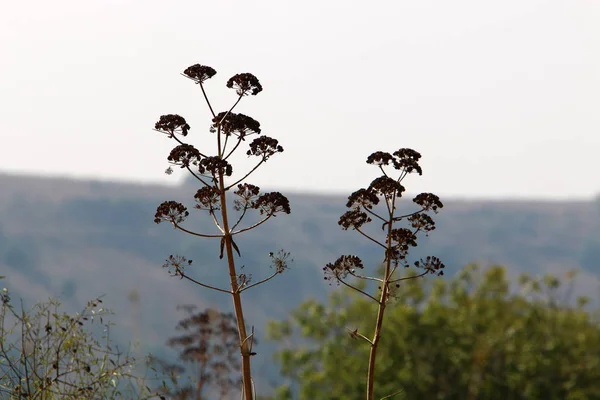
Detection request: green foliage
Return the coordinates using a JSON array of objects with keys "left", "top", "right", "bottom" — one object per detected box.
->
[
  {"left": 267, "top": 265, "right": 600, "bottom": 400},
  {"left": 0, "top": 289, "right": 157, "bottom": 399}
]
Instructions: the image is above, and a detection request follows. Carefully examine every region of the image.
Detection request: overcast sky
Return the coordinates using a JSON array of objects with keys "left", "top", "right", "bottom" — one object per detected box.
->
[{"left": 1, "top": 0, "right": 598, "bottom": 199}]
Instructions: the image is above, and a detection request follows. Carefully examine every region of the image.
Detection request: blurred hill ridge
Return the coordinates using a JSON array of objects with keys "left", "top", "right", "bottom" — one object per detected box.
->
[{"left": 1, "top": 172, "right": 599, "bottom": 388}]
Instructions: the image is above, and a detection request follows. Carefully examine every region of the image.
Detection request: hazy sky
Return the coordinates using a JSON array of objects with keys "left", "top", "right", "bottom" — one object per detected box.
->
[{"left": 1, "top": 0, "right": 599, "bottom": 199}]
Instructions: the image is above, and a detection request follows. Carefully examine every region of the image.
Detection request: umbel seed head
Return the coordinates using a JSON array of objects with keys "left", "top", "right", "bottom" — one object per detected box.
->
[{"left": 183, "top": 64, "right": 217, "bottom": 83}]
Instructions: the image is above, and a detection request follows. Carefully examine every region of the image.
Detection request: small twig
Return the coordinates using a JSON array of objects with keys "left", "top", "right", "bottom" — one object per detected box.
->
[
  {"left": 219, "top": 95, "right": 244, "bottom": 125},
  {"left": 355, "top": 227, "right": 387, "bottom": 249},
  {"left": 380, "top": 388, "right": 405, "bottom": 400},
  {"left": 172, "top": 223, "right": 223, "bottom": 239},
  {"left": 346, "top": 327, "right": 373, "bottom": 345},
  {"left": 337, "top": 278, "right": 381, "bottom": 303},
  {"left": 364, "top": 207, "right": 387, "bottom": 224},
  {"left": 176, "top": 270, "right": 232, "bottom": 294},
  {"left": 379, "top": 165, "right": 389, "bottom": 178},
  {"left": 231, "top": 203, "right": 251, "bottom": 232},
  {"left": 153, "top": 129, "right": 208, "bottom": 158},
  {"left": 192, "top": 78, "right": 216, "bottom": 118},
  {"left": 224, "top": 137, "right": 245, "bottom": 161},
  {"left": 389, "top": 270, "right": 428, "bottom": 284},
  {"left": 185, "top": 166, "right": 213, "bottom": 188},
  {"left": 225, "top": 160, "right": 265, "bottom": 191},
  {"left": 232, "top": 214, "right": 273, "bottom": 236},
  {"left": 240, "top": 331, "right": 254, "bottom": 349},
  {"left": 208, "top": 210, "right": 225, "bottom": 233},
  {"left": 348, "top": 270, "right": 384, "bottom": 283},
  {"left": 239, "top": 271, "right": 279, "bottom": 293}
]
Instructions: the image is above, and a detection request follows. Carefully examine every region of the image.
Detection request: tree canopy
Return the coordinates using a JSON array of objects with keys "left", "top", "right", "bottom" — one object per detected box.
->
[{"left": 266, "top": 264, "right": 600, "bottom": 400}]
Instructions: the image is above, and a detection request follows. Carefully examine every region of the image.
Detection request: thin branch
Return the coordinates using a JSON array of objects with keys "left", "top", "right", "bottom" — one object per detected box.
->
[
  {"left": 239, "top": 271, "right": 279, "bottom": 293},
  {"left": 232, "top": 214, "right": 273, "bottom": 235},
  {"left": 218, "top": 94, "right": 243, "bottom": 125},
  {"left": 389, "top": 270, "right": 429, "bottom": 284},
  {"left": 0, "top": 318, "right": 19, "bottom": 387},
  {"left": 231, "top": 203, "right": 251, "bottom": 232},
  {"left": 224, "top": 137, "right": 245, "bottom": 161},
  {"left": 209, "top": 210, "right": 225, "bottom": 233},
  {"left": 348, "top": 270, "right": 384, "bottom": 283},
  {"left": 393, "top": 208, "right": 426, "bottom": 221},
  {"left": 195, "top": 79, "right": 216, "bottom": 118},
  {"left": 364, "top": 207, "right": 387, "bottom": 224},
  {"left": 384, "top": 193, "right": 394, "bottom": 217},
  {"left": 397, "top": 169, "right": 409, "bottom": 183},
  {"left": 379, "top": 165, "right": 389, "bottom": 178},
  {"left": 222, "top": 132, "right": 231, "bottom": 156},
  {"left": 172, "top": 223, "right": 223, "bottom": 239},
  {"left": 240, "top": 331, "right": 254, "bottom": 349},
  {"left": 225, "top": 160, "right": 265, "bottom": 191},
  {"left": 346, "top": 327, "right": 374, "bottom": 345},
  {"left": 152, "top": 129, "right": 208, "bottom": 158},
  {"left": 380, "top": 388, "right": 405, "bottom": 400},
  {"left": 185, "top": 166, "right": 213, "bottom": 188},
  {"left": 388, "top": 262, "right": 400, "bottom": 281},
  {"left": 337, "top": 278, "right": 381, "bottom": 303},
  {"left": 20, "top": 303, "right": 32, "bottom": 397},
  {"left": 176, "top": 271, "right": 232, "bottom": 294},
  {"left": 219, "top": 93, "right": 245, "bottom": 156},
  {"left": 355, "top": 227, "right": 387, "bottom": 249}
]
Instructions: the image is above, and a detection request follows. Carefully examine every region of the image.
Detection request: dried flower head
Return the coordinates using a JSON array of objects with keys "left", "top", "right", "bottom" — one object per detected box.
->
[
  {"left": 167, "top": 144, "right": 202, "bottom": 168},
  {"left": 183, "top": 64, "right": 217, "bottom": 83},
  {"left": 413, "top": 193, "right": 443, "bottom": 213},
  {"left": 414, "top": 256, "right": 445, "bottom": 276},
  {"left": 323, "top": 255, "right": 364, "bottom": 284},
  {"left": 246, "top": 136, "right": 284, "bottom": 160},
  {"left": 368, "top": 176, "right": 406, "bottom": 198},
  {"left": 154, "top": 201, "right": 189, "bottom": 225},
  {"left": 198, "top": 156, "right": 233, "bottom": 177},
  {"left": 269, "top": 250, "right": 292, "bottom": 274},
  {"left": 226, "top": 73, "right": 263, "bottom": 96},
  {"left": 253, "top": 192, "right": 291, "bottom": 215},
  {"left": 162, "top": 254, "right": 193, "bottom": 278},
  {"left": 194, "top": 186, "right": 222, "bottom": 210},
  {"left": 366, "top": 148, "right": 423, "bottom": 175},
  {"left": 366, "top": 151, "right": 395, "bottom": 166},
  {"left": 339, "top": 209, "right": 371, "bottom": 230},
  {"left": 212, "top": 112, "right": 261, "bottom": 138},
  {"left": 346, "top": 188, "right": 380, "bottom": 209},
  {"left": 155, "top": 114, "right": 191, "bottom": 137},
  {"left": 407, "top": 213, "right": 436, "bottom": 233},
  {"left": 233, "top": 183, "right": 261, "bottom": 211},
  {"left": 388, "top": 228, "right": 418, "bottom": 259},
  {"left": 393, "top": 148, "right": 422, "bottom": 175}
]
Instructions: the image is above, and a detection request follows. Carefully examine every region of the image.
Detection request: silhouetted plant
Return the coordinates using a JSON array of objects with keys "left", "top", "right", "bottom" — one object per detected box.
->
[
  {"left": 149, "top": 306, "right": 243, "bottom": 400},
  {"left": 153, "top": 63, "right": 291, "bottom": 400},
  {"left": 322, "top": 149, "right": 445, "bottom": 399}
]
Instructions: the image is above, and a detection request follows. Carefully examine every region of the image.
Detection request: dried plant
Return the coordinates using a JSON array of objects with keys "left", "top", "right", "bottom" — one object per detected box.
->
[
  {"left": 0, "top": 288, "right": 153, "bottom": 399},
  {"left": 323, "top": 149, "right": 445, "bottom": 399},
  {"left": 153, "top": 64, "right": 291, "bottom": 400},
  {"left": 150, "top": 306, "right": 242, "bottom": 399}
]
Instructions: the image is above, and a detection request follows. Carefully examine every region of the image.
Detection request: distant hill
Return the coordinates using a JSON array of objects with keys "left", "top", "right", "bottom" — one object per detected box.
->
[{"left": 1, "top": 172, "right": 600, "bottom": 390}]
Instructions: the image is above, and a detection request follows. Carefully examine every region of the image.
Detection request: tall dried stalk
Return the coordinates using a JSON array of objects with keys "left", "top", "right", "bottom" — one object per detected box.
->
[
  {"left": 323, "top": 150, "right": 445, "bottom": 399},
  {"left": 153, "top": 64, "right": 291, "bottom": 400}
]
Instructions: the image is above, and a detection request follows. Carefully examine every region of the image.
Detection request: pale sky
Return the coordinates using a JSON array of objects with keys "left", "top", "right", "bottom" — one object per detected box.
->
[{"left": 1, "top": 0, "right": 599, "bottom": 199}]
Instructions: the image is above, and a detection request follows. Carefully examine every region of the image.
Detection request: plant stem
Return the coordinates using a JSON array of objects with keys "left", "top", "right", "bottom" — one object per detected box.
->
[
  {"left": 366, "top": 262, "right": 391, "bottom": 399},
  {"left": 366, "top": 209, "right": 395, "bottom": 400},
  {"left": 217, "top": 172, "right": 254, "bottom": 400}
]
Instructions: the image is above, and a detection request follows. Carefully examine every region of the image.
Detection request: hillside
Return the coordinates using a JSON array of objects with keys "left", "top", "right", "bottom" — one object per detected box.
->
[{"left": 1, "top": 172, "right": 600, "bottom": 389}]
